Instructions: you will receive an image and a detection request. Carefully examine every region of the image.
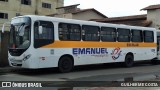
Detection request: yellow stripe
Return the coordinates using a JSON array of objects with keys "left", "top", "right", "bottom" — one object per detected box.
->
[{"left": 41, "top": 41, "right": 157, "bottom": 48}]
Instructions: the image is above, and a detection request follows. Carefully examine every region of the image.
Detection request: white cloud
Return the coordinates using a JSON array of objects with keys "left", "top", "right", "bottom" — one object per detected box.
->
[{"left": 64, "top": 0, "right": 160, "bottom": 17}]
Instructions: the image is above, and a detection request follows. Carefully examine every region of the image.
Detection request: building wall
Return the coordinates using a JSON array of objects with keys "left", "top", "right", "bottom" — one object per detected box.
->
[
  {"left": 63, "top": 13, "right": 73, "bottom": 19},
  {"left": 147, "top": 9, "right": 160, "bottom": 29},
  {"left": 36, "top": 0, "right": 58, "bottom": 15},
  {"left": 0, "top": 0, "right": 64, "bottom": 30},
  {"left": 72, "top": 11, "right": 105, "bottom": 21},
  {"left": 54, "top": 10, "right": 105, "bottom": 20},
  {"left": 57, "top": 0, "right": 64, "bottom": 9},
  {"left": 54, "top": 13, "right": 73, "bottom": 19}
]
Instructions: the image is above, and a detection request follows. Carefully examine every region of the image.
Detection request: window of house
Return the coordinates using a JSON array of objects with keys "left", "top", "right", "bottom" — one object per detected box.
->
[
  {"left": 59, "top": 23, "right": 81, "bottom": 41},
  {"left": 117, "top": 28, "right": 130, "bottom": 42},
  {"left": 101, "top": 27, "right": 116, "bottom": 42},
  {"left": 144, "top": 31, "right": 154, "bottom": 42},
  {"left": 0, "top": 13, "right": 8, "bottom": 19},
  {"left": 82, "top": 25, "right": 100, "bottom": 41},
  {"left": 131, "top": 30, "right": 143, "bottom": 42},
  {"left": 0, "top": 0, "right": 8, "bottom": 2},
  {"left": 16, "top": 13, "right": 21, "bottom": 16},
  {"left": 42, "top": 2, "right": 51, "bottom": 9},
  {"left": 21, "top": 0, "right": 31, "bottom": 5}
]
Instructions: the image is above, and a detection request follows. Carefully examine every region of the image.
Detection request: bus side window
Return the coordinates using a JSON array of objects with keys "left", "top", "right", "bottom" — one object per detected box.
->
[
  {"left": 131, "top": 30, "right": 143, "bottom": 42},
  {"left": 101, "top": 27, "right": 116, "bottom": 42},
  {"left": 34, "top": 21, "right": 54, "bottom": 48},
  {"left": 117, "top": 28, "right": 130, "bottom": 42},
  {"left": 82, "top": 25, "right": 100, "bottom": 41},
  {"left": 58, "top": 23, "right": 81, "bottom": 41},
  {"left": 144, "top": 31, "right": 154, "bottom": 42}
]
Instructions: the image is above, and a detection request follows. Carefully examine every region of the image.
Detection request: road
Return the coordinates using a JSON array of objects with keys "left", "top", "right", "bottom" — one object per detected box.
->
[{"left": 1, "top": 61, "right": 160, "bottom": 90}]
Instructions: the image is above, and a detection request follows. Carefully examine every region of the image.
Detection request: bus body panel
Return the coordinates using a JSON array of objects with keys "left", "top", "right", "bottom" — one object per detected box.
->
[{"left": 8, "top": 15, "right": 157, "bottom": 69}]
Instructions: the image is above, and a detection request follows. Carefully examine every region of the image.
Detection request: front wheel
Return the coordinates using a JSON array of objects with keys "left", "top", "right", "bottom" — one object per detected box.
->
[
  {"left": 124, "top": 54, "right": 134, "bottom": 67},
  {"left": 151, "top": 60, "right": 159, "bottom": 65},
  {"left": 58, "top": 56, "right": 73, "bottom": 73}
]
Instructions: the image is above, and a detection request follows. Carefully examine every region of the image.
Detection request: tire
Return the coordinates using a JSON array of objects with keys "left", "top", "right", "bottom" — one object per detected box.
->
[
  {"left": 58, "top": 56, "right": 73, "bottom": 73},
  {"left": 151, "top": 60, "right": 159, "bottom": 65},
  {"left": 124, "top": 54, "right": 134, "bottom": 67}
]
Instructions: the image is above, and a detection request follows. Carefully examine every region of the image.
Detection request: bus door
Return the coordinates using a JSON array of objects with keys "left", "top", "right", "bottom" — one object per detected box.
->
[{"left": 157, "top": 36, "right": 160, "bottom": 60}]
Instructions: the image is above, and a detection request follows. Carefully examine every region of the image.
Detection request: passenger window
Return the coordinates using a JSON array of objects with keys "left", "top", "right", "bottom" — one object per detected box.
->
[
  {"left": 59, "top": 23, "right": 81, "bottom": 41},
  {"left": 144, "top": 31, "right": 154, "bottom": 42},
  {"left": 34, "top": 21, "right": 54, "bottom": 48},
  {"left": 101, "top": 27, "right": 116, "bottom": 42},
  {"left": 131, "top": 30, "right": 143, "bottom": 42},
  {"left": 117, "top": 28, "right": 130, "bottom": 42},
  {"left": 82, "top": 25, "right": 100, "bottom": 41}
]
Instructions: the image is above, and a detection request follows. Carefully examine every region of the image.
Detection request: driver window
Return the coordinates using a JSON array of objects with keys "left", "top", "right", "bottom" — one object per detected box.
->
[{"left": 34, "top": 21, "right": 54, "bottom": 48}]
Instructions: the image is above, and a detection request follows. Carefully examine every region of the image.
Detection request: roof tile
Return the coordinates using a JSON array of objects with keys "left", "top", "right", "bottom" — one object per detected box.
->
[{"left": 141, "top": 4, "right": 160, "bottom": 10}]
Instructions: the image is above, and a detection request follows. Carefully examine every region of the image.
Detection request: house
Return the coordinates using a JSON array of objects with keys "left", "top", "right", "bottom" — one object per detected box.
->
[
  {"left": 141, "top": 4, "right": 160, "bottom": 29},
  {"left": 91, "top": 4, "right": 160, "bottom": 30},
  {"left": 90, "top": 14, "right": 152, "bottom": 27},
  {"left": 48, "top": 4, "right": 107, "bottom": 20}
]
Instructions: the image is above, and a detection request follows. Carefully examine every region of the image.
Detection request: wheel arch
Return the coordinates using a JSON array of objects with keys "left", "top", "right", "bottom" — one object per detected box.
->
[
  {"left": 59, "top": 54, "right": 74, "bottom": 65},
  {"left": 124, "top": 52, "right": 134, "bottom": 67},
  {"left": 126, "top": 52, "right": 134, "bottom": 59}
]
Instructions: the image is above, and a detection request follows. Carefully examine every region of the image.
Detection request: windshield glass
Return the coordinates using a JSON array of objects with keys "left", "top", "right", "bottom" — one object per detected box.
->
[{"left": 9, "top": 17, "right": 31, "bottom": 49}]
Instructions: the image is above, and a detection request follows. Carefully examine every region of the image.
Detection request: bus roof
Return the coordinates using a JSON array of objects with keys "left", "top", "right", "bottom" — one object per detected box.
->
[{"left": 13, "top": 15, "right": 156, "bottom": 31}]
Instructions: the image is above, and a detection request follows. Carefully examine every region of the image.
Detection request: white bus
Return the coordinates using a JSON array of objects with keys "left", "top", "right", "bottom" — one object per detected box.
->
[{"left": 6, "top": 15, "right": 157, "bottom": 72}]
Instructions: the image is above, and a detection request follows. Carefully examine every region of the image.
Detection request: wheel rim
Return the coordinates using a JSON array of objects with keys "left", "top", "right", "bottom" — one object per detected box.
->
[
  {"left": 59, "top": 57, "right": 73, "bottom": 72},
  {"left": 126, "top": 57, "right": 133, "bottom": 65},
  {"left": 62, "top": 60, "right": 71, "bottom": 69}
]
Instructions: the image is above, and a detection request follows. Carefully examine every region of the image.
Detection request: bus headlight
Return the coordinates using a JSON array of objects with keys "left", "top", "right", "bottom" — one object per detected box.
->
[{"left": 23, "top": 54, "right": 31, "bottom": 61}]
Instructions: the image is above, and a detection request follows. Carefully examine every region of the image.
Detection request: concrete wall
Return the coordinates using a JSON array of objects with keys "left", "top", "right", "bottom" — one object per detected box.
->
[
  {"left": 0, "top": 0, "right": 64, "bottom": 29},
  {"left": 55, "top": 10, "right": 105, "bottom": 21},
  {"left": 147, "top": 9, "right": 160, "bottom": 29},
  {"left": 73, "top": 11, "right": 105, "bottom": 21},
  {"left": 36, "top": 0, "right": 58, "bottom": 15}
]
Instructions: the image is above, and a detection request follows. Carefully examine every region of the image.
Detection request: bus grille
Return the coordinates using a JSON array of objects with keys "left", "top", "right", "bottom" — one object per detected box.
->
[{"left": 10, "top": 59, "right": 22, "bottom": 64}]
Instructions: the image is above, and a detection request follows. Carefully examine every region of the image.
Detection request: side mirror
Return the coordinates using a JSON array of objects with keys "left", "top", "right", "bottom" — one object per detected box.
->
[
  {"left": 38, "top": 26, "right": 43, "bottom": 34},
  {"left": 2, "top": 24, "right": 5, "bottom": 33},
  {"left": 1, "top": 22, "right": 10, "bottom": 33}
]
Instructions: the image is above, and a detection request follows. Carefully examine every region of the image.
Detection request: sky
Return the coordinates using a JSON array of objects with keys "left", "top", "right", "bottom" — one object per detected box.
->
[{"left": 64, "top": 0, "right": 160, "bottom": 17}]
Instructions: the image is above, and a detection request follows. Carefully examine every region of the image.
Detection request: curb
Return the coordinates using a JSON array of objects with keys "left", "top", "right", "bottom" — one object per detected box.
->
[
  {"left": 0, "top": 67, "right": 19, "bottom": 73},
  {"left": 117, "top": 74, "right": 157, "bottom": 81}
]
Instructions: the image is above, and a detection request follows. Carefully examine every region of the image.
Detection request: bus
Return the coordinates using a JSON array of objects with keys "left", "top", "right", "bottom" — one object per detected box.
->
[{"left": 5, "top": 15, "right": 157, "bottom": 72}]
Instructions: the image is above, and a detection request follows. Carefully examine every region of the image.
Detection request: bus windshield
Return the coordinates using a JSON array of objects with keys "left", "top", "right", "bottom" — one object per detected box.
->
[{"left": 9, "top": 17, "right": 31, "bottom": 49}]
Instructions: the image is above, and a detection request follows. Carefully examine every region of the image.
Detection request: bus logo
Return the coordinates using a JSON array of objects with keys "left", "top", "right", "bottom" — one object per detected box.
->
[
  {"left": 73, "top": 48, "right": 108, "bottom": 55},
  {"left": 111, "top": 47, "right": 122, "bottom": 60}
]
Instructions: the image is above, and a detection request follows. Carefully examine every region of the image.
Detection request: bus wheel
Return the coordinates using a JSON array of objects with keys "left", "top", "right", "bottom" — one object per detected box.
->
[
  {"left": 58, "top": 56, "right": 73, "bottom": 73},
  {"left": 124, "top": 54, "right": 134, "bottom": 67},
  {"left": 151, "top": 60, "right": 159, "bottom": 65}
]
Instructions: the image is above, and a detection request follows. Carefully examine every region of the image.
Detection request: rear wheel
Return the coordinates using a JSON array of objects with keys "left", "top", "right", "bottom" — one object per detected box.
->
[
  {"left": 124, "top": 54, "right": 134, "bottom": 67},
  {"left": 151, "top": 60, "right": 159, "bottom": 65},
  {"left": 58, "top": 56, "right": 73, "bottom": 73}
]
